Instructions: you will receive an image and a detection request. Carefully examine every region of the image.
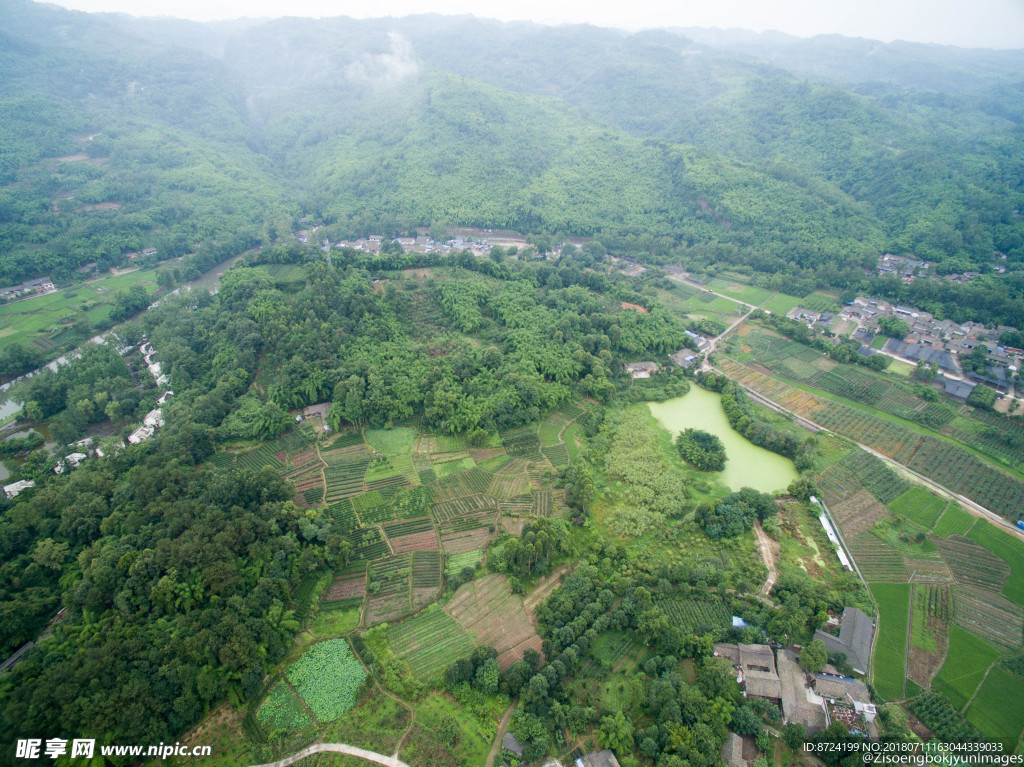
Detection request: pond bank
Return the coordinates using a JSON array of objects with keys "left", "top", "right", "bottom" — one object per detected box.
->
[{"left": 648, "top": 386, "right": 798, "bottom": 494}]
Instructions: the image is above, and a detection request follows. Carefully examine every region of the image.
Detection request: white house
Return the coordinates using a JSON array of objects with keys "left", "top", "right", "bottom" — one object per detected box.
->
[{"left": 3, "top": 480, "right": 35, "bottom": 499}]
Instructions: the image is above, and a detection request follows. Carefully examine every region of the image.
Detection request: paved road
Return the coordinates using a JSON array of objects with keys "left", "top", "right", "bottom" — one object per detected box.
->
[{"left": 249, "top": 742, "right": 411, "bottom": 767}]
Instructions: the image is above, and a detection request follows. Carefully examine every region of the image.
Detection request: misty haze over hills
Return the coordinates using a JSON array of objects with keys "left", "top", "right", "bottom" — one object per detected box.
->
[{"left": 2, "top": 0, "right": 1023, "bottom": 316}]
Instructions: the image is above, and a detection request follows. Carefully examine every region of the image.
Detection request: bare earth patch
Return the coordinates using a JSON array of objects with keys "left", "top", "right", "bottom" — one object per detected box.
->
[
  {"left": 326, "top": 574, "right": 366, "bottom": 601},
  {"left": 389, "top": 531, "right": 439, "bottom": 553}
]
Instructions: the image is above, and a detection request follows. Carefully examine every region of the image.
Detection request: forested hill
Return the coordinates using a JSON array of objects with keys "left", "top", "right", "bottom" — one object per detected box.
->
[{"left": 2, "top": 0, "right": 1024, "bottom": 312}]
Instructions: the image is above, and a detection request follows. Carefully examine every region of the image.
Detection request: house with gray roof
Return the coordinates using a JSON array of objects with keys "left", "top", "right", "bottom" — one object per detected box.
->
[
  {"left": 813, "top": 607, "right": 874, "bottom": 675},
  {"left": 940, "top": 376, "right": 976, "bottom": 401},
  {"left": 577, "top": 750, "right": 621, "bottom": 767}
]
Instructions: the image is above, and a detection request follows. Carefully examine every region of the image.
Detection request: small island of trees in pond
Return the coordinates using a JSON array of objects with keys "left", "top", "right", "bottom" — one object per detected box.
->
[{"left": 675, "top": 428, "right": 727, "bottom": 472}]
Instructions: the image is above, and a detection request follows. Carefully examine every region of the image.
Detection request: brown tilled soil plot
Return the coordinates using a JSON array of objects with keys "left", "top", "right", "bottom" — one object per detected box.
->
[
  {"left": 365, "top": 595, "right": 409, "bottom": 624},
  {"left": 326, "top": 574, "right": 366, "bottom": 601},
  {"left": 442, "top": 526, "right": 493, "bottom": 555},
  {"left": 445, "top": 574, "right": 540, "bottom": 670},
  {"left": 469, "top": 447, "right": 506, "bottom": 463},
  {"left": 389, "top": 531, "right": 439, "bottom": 553},
  {"left": 832, "top": 489, "right": 891, "bottom": 538},
  {"left": 288, "top": 448, "right": 320, "bottom": 470}
]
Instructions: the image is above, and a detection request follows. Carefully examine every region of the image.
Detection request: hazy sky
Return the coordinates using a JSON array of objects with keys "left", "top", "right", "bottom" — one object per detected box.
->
[{"left": 48, "top": 0, "right": 1024, "bottom": 49}]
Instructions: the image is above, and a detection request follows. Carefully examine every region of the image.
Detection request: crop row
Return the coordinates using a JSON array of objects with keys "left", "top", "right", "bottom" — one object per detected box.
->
[
  {"left": 366, "top": 474, "right": 409, "bottom": 492},
  {"left": 546, "top": 402, "right": 585, "bottom": 426},
  {"left": 499, "top": 495, "right": 534, "bottom": 515},
  {"left": 432, "top": 493, "right": 494, "bottom": 522},
  {"left": 656, "top": 597, "right": 730, "bottom": 635},
  {"left": 329, "top": 430, "right": 365, "bottom": 449},
  {"left": 542, "top": 443, "right": 570, "bottom": 467},
  {"left": 428, "top": 469, "right": 494, "bottom": 502},
  {"left": 369, "top": 553, "right": 413, "bottom": 597},
  {"left": 849, "top": 534, "right": 908, "bottom": 582},
  {"left": 440, "top": 513, "right": 495, "bottom": 535},
  {"left": 383, "top": 516, "right": 433, "bottom": 537},
  {"left": 411, "top": 550, "right": 441, "bottom": 587},
  {"left": 236, "top": 445, "right": 285, "bottom": 472},
  {"left": 388, "top": 607, "right": 474, "bottom": 678},
  {"left": 954, "top": 586, "right": 1024, "bottom": 653},
  {"left": 487, "top": 471, "right": 530, "bottom": 499},
  {"left": 299, "top": 486, "right": 324, "bottom": 507},
  {"left": 933, "top": 538, "right": 1009, "bottom": 590},
  {"left": 343, "top": 527, "right": 389, "bottom": 562},
  {"left": 908, "top": 692, "right": 983, "bottom": 744}
]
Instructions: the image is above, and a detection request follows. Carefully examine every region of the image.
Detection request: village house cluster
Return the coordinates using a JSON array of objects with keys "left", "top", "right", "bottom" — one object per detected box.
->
[
  {"left": 0, "top": 277, "right": 56, "bottom": 303},
  {"left": 789, "top": 296, "right": 1021, "bottom": 399},
  {"left": 127, "top": 341, "right": 172, "bottom": 445},
  {"left": 875, "top": 252, "right": 1012, "bottom": 285},
  {"left": 714, "top": 605, "right": 877, "bottom": 743}
]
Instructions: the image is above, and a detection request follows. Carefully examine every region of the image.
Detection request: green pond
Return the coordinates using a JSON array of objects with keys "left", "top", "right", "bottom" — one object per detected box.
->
[{"left": 648, "top": 386, "right": 799, "bottom": 494}]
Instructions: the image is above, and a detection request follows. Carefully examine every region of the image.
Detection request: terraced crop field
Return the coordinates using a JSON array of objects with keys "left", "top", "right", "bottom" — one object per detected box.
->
[
  {"left": 343, "top": 527, "right": 390, "bottom": 562},
  {"left": 431, "top": 493, "right": 494, "bottom": 522},
  {"left": 832, "top": 489, "right": 891, "bottom": 538},
  {"left": 933, "top": 537, "right": 1009, "bottom": 591},
  {"left": 329, "top": 499, "right": 359, "bottom": 531},
  {"left": 328, "top": 430, "right": 365, "bottom": 449},
  {"left": 383, "top": 517, "right": 437, "bottom": 553},
  {"left": 532, "top": 491, "right": 553, "bottom": 517},
  {"left": 965, "top": 520, "right": 1024, "bottom": 607},
  {"left": 441, "top": 522, "right": 494, "bottom": 555},
  {"left": 933, "top": 504, "right": 974, "bottom": 537},
  {"left": 656, "top": 597, "right": 731, "bottom": 635},
  {"left": 428, "top": 469, "right": 494, "bottom": 502},
  {"left": 236, "top": 444, "right": 285, "bottom": 471},
  {"left": 411, "top": 550, "right": 441, "bottom": 583},
  {"left": 965, "top": 667, "right": 1024, "bottom": 751},
  {"left": 324, "top": 573, "right": 367, "bottom": 605},
  {"left": 445, "top": 550, "right": 484, "bottom": 575},
  {"left": 541, "top": 443, "right": 570, "bottom": 467},
  {"left": 445, "top": 573, "right": 543, "bottom": 670},
  {"left": 324, "top": 457, "right": 372, "bottom": 503},
  {"left": 871, "top": 582, "right": 911, "bottom": 701},
  {"left": 933, "top": 625, "right": 1002, "bottom": 710},
  {"left": 545, "top": 402, "right": 585, "bottom": 426},
  {"left": 501, "top": 426, "right": 542, "bottom": 458},
  {"left": 889, "top": 487, "right": 947, "bottom": 530},
  {"left": 849, "top": 533, "right": 908, "bottom": 582},
  {"left": 539, "top": 422, "right": 562, "bottom": 448},
  {"left": 299, "top": 485, "right": 324, "bottom": 507},
  {"left": 388, "top": 605, "right": 475, "bottom": 679},
  {"left": 500, "top": 494, "right": 534, "bottom": 516},
  {"left": 954, "top": 585, "right": 1024, "bottom": 653},
  {"left": 487, "top": 471, "right": 530, "bottom": 499},
  {"left": 415, "top": 434, "right": 467, "bottom": 453}
]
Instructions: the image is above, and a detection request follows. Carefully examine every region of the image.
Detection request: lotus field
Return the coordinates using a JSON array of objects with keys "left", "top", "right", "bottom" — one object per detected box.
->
[{"left": 287, "top": 639, "right": 366, "bottom": 722}]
